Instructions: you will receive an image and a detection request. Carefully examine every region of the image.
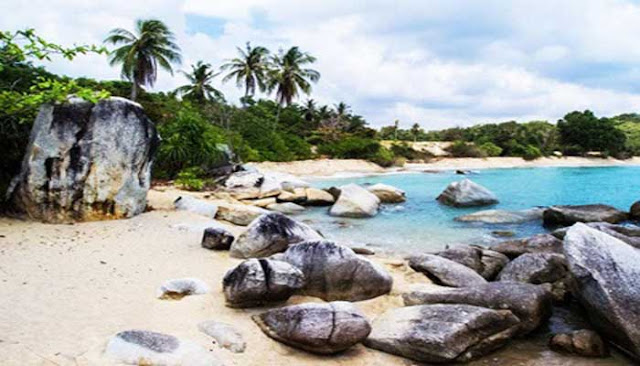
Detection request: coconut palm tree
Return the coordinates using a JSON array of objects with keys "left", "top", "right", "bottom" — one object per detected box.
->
[
  {"left": 104, "top": 19, "right": 181, "bottom": 100},
  {"left": 221, "top": 42, "right": 270, "bottom": 98},
  {"left": 302, "top": 99, "right": 317, "bottom": 122},
  {"left": 267, "top": 46, "right": 320, "bottom": 106},
  {"left": 175, "top": 61, "right": 224, "bottom": 103}
]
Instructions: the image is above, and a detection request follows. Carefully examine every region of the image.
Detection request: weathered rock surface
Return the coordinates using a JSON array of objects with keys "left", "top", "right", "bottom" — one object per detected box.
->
[
  {"left": 549, "top": 329, "right": 609, "bottom": 358},
  {"left": 157, "top": 278, "right": 209, "bottom": 300},
  {"left": 543, "top": 204, "right": 628, "bottom": 227},
  {"left": 253, "top": 301, "right": 371, "bottom": 354},
  {"left": 367, "top": 183, "right": 406, "bottom": 203},
  {"left": 225, "top": 171, "right": 263, "bottom": 189},
  {"left": 276, "top": 188, "right": 307, "bottom": 204},
  {"left": 631, "top": 201, "right": 640, "bottom": 220},
  {"left": 497, "top": 253, "right": 567, "bottom": 284},
  {"left": 105, "top": 329, "right": 218, "bottom": 366},
  {"left": 222, "top": 258, "right": 305, "bottom": 308},
  {"left": 266, "top": 202, "right": 305, "bottom": 214},
  {"left": 436, "top": 246, "right": 509, "bottom": 280},
  {"left": 305, "top": 187, "right": 335, "bottom": 206},
  {"left": 403, "top": 282, "right": 553, "bottom": 335},
  {"left": 279, "top": 240, "right": 392, "bottom": 301},
  {"left": 174, "top": 196, "right": 218, "bottom": 218},
  {"left": 493, "top": 234, "right": 563, "bottom": 258},
  {"left": 198, "top": 320, "right": 246, "bottom": 353},
  {"left": 8, "top": 97, "right": 159, "bottom": 223},
  {"left": 564, "top": 223, "right": 640, "bottom": 359},
  {"left": 244, "top": 197, "right": 277, "bottom": 208},
  {"left": 553, "top": 222, "right": 640, "bottom": 249},
  {"left": 215, "top": 203, "right": 268, "bottom": 226},
  {"left": 455, "top": 208, "right": 544, "bottom": 224},
  {"left": 230, "top": 213, "right": 322, "bottom": 258},
  {"left": 436, "top": 179, "right": 498, "bottom": 207},
  {"left": 364, "top": 304, "right": 520, "bottom": 363},
  {"left": 201, "top": 227, "right": 234, "bottom": 250},
  {"left": 329, "top": 184, "right": 380, "bottom": 218},
  {"left": 408, "top": 254, "right": 487, "bottom": 287}
]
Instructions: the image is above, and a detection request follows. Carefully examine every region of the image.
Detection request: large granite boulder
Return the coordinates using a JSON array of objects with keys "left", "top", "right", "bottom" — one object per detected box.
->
[
  {"left": 436, "top": 179, "right": 498, "bottom": 207},
  {"left": 7, "top": 97, "right": 159, "bottom": 223},
  {"left": 367, "top": 183, "right": 406, "bottom": 203},
  {"left": 329, "top": 184, "right": 380, "bottom": 218},
  {"left": 408, "top": 254, "right": 487, "bottom": 287},
  {"left": 436, "top": 245, "right": 509, "bottom": 280},
  {"left": 492, "top": 234, "right": 563, "bottom": 258},
  {"left": 549, "top": 329, "right": 609, "bottom": 358},
  {"left": 278, "top": 240, "right": 392, "bottom": 301},
  {"left": 364, "top": 304, "right": 520, "bottom": 363},
  {"left": 497, "top": 253, "right": 567, "bottom": 284},
  {"left": 455, "top": 208, "right": 544, "bottom": 224},
  {"left": 552, "top": 222, "right": 640, "bottom": 249},
  {"left": 564, "top": 223, "right": 640, "bottom": 359},
  {"left": 222, "top": 258, "right": 305, "bottom": 308},
  {"left": 230, "top": 213, "right": 322, "bottom": 258},
  {"left": 403, "top": 282, "right": 552, "bottom": 335},
  {"left": 253, "top": 302, "right": 371, "bottom": 354},
  {"left": 543, "top": 204, "right": 628, "bottom": 227}
]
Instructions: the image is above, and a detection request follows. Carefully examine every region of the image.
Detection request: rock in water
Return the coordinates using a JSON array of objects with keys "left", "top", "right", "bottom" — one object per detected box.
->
[
  {"left": 253, "top": 301, "right": 371, "bottom": 354},
  {"left": 543, "top": 204, "right": 628, "bottom": 227},
  {"left": 436, "top": 179, "right": 498, "bottom": 207},
  {"left": 105, "top": 329, "right": 218, "bottom": 366},
  {"left": 408, "top": 254, "right": 487, "bottom": 287},
  {"left": 222, "top": 258, "right": 305, "bottom": 307},
  {"left": 280, "top": 240, "right": 393, "bottom": 301},
  {"left": 564, "top": 223, "right": 640, "bottom": 359},
  {"left": 8, "top": 97, "right": 159, "bottom": 223},
  {"left": 157, "top": 278, "right": 209, "bottom": 300},
  {"left": 266, "top": 202, "right": 305, "bottom": 215},
  {"left": 230, "top": 213, "right": 322, "bottom": 258},
  {"left": 305, "top": 188, "right": 335, "bottom": 206},
  {"left": 329, "top": 184, "right": 380, "bottom": 218},
  {"left": 631, "top": 201, "right": 640, "bottom": 220},
  {"left": 198, "top": 321, "right": 246, "bottom": 353},
  {"left": 364, "top": 304, "right": 520, "bottom": 363},
  {"left": 201, "top": 227, "right": 234, "bottom": 250},
  {"left": 174, "top": 196, "right": 218, "bottom": 218},
  {"left": 455, "top": 208, "right": 544, "bottom": 224},
  {"left": 497, "top": 253, "right": 567, "bottom": 284},
  {"left": 402, "top": 282, "right": 552, "bottom": 336},
  {"left": 549, "top": 329, "right": 609, "bottom": 358},
  {"left": 367, "top": 183, "right": 406, "bottom": 203}
]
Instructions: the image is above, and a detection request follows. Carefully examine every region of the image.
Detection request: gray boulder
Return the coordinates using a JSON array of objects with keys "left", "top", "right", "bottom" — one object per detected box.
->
[
  {"left": 553, "top": 222, "right": 640, "bottom": 249},
  {"left": 266, "top": 202, "right": 305, "bottom": 214},
  {"left": 564, "top": 223, "right": 640, "bottom": 359},
  {"left": 174, "top": 196, "right": 218, "bottom": 218},
  {"left": 543, "top": 204, "right": 628, "bottom": 227},
  {"left": 549, "top": 329, "right": 609, "bottom": 358},
  {"left": 8, "top": 97, "right": 159, "bottom": 223},
  {"left": 253, "top": 301, "right": 371, "bottom": 354},
  {"left": 436, "top": 179, "right": 498, "bottom": 207},
  {"left": 631, "top": 201, "right": 640, "bottom": 220},
  {"left": 408, "top": 254, "right": 487, "bottom": 287},
  {"left": 329, "top": 184, "right": 380, "bottom": 218},
  {"left": 222, "top": 258, "right": 305, "bottom": 308},
  {"left": 198, "top": 321, "right": 246, "bottom": 353},
  {"left": 403, "top": 282, "right": 552, "bottom": 335},
  {"left": 305, "top": 187, "right": 336, "bottom": 206},
  {"left": 279, "top": 240, "right": 393, "bottom": 301},
  {"left": 364, "top": 304, "right": 520, "bottom": 363},
  {"left": 230, "top": 213, "right": 322, "bottom": 258},
  {"left": 225, "top": 170, "right": 263, "bottom": 189},
  {"left": 497, "top": 253, "right": 567, "bottom": 284},
  {"left": 455, "top": 208, "right": 544, "bottom": 224},
  {"left": 436, "top": 245, "right": 509, "bottom": 280},
  {"left": 157, "top": 278, "right": 209, "bottom": 300},
  {"left": 493, "top": 234, "right": 563, "bottom": 258},
  {"left": 201, "top": 227, "right": 234, "bottom": 250},
  {"left": 367, "top": 183, "right": 406, "bottom": 203}
]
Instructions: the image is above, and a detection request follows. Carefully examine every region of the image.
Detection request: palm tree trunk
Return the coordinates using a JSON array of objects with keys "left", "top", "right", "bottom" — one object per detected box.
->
[
  {"left": 130, "top": 82, "right": 138, "bottom": 101},
  {"left": 274, "top": 103, "right": 281, "bottom": 132}
]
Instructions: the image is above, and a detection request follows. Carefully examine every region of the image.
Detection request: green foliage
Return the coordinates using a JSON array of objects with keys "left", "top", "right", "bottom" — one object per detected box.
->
[
  {"left": 478, "top": 142, "right": 503, "bottom": 157},
  {"left": 175, "top": 167, "right": 205, "bottom": 191},
  {"left": 370, "top": 146, "right": 395, "bottom": 167},
  {"left": 447, "top": 141, "right": 486, "bottom": 158},
  {"left": 317, "top": 137, "right": 381, "bottom": 159},
  {"left": 558, "top": 110, "right": 626, "bottom": 155},
  {"left": 522, "top": 145, "right": 542, "bottom": 160}
]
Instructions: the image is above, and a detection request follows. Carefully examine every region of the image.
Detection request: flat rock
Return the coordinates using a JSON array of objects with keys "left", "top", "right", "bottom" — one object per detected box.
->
[
  {"left": 230, "top": 213, "right": 322, "bottom": 258},
  {"left": 364, "top": 304, "right": 520, "bottom": 363},
  {"left": 408, "top": 254, "right": 487, "bottom": 287},
  {"left": 455, "top": 208, "right": 544, "bottom": 224},
  {"left": 253, "top": 301, "right": 371, "bottom": 354},
  {"left": 305, "top": 188, "right": 335, "bottom": 206},
  {"left": 564, "top": 223, "right": 640, "bottom": 359},
  {"left": 243, "top": 197, "right": 276, "bottom": 208},
  {"left": 279, "top": 240, "right": 393, "bottom": 301},
  {"left": 367, "top": 183, "right": 406, "bottom": 203},
  {"left": 266, "top": 202, "right": 305, "bottom": 214},
  {"left": 549, "top": 329, "right": 609, "bottom": 358},
  {"left": 201, "top": 227, "right": 234, "bottom": 250},
  {"left": 436, "top": 245, "right": 509, "bottom": 280},
  {"left": 174, "top": 196, "right": 218, "bottom": 218},
  {"left": 277, "top": 188, "right": 307, "bottom": 204},
  {"left": 492, "top": 234, "right": 563, "bottom": 258},
  {"left": 157, "top": 278, "right": 209, "bottom": 300},
  {"left": 216, "top": 203, "right": 268, "bottom": 226},
  {"left": 329, "top": 184, "right": 380, "bottom": 218},
  {"left": 436, "top": 179, "right": 498, "bottom": 207},
  {"left": 222, "top": 258, "right": 305, "bottom": 308},
  {"left": 497, "top": 253, "right": 567, "bottom": 284},
  {"left": 198, "top": 321, "right": 245, "bottom": 353},
  {"left": 403, "top": 282, "right": 552, "bottom": 335},
  {"left": 543, "top": 204, "right": 628, "bottom": 227}
]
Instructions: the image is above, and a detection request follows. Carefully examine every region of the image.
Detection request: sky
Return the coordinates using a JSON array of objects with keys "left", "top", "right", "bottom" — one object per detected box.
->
[{"left": 4, "top": 0, "right": 640, "bottom": 129}]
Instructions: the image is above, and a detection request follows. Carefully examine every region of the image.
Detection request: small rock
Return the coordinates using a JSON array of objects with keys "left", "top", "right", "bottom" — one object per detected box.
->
[
  {"left": 455, "top": 208, "right": 544, "bottom": 224},
  {"left": 351, "top": 247, "right": 375, "bottom": 255},
  {"left": 408, "top": 254, "right": 487, "bottom": 287},
  {"left": 198, "top": 321, "right": 246, "bottom": 353},
  {"left": 436, "top": 179, "right": 498, "bottom": 207},
  {"left": 277, "top": 188, "right": 307, "bottom": 204},
  {"left": 243, "top": 197, "right": 277, "bottom": 208},
  {"left": 157, "top": 278, "right": 209, "bottom": 300},
  {"left": 549, "top": 330, "right": 609, "bottom": 358},
  {"left": 201, "top": 227, "right": 234, "bottom": 250},
  {"left": 492, "top": 230, "right": 516, "bottom": 238},
  {"left": 367, "top": 183, "right": 406, "bottom": 203},
  {"left": 225, "top": 171, "right": 263, "bottom": 189},
  {"left": 174, "top": 196, "right": 218, "bottom": 218},
  {"left": 266, "top": 202, "right": 305, "bottom": 214},
  {"left": 305, "top": 188, "right": 335, "bottom": 206},
  {"left": 215, "top": 204, "right": 268, "bottom": 226}
]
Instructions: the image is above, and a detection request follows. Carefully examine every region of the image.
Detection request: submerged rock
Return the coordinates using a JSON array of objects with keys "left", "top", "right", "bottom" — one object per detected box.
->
[
  {"left": 455, "top": 208, "right": 544, "bottom": 224},
  {"left": 549, "top": 329, "right": 609, "bottom": 358},
  {"left": 8, "top": 97, "right": 159, "bottom": 223},
  {"left": 436, "top": 179, "right": 498, "bottom": 207},
  {"left": 222, "top": 258, "right": 305, "bottom": 308},
  {"left": 364, "top": 304, "right": 520, "bottom": 363},
  {"left": 493, "top": 234, "right": 563, "bottom": 258},
  {"left": 436, "top": 245, "right": 509, "bottom": 280},
  {"left": 279, "top": 240, "right": 392, "bottom": 301},
  {"left": 367, "top": 183, "right": 406, "bottom": 203},
  {"left": 305, "top": 188, "right": 335, "bottom": 206},
  {"left": 543, "top": 204, "right": 628, "bottom": 227},
  {"left": 403, "top": 282, "right": 552, "bottom": 335},
  {"left": 198, "top": 321, "right": 246, "bottom": 353},
  {"left": 329, "top": 184, "right": 380, "bottom": 218},
  {"left": 174, "top": 196, "right": 218, "bottom": 218},
  {"left": 253, "top": 301, "right": 371, "bottom": 354},
  {"left": 157, "top": 278, "right": 209, "bottom": 300},
  {"left": 408, "top": 254, "right": 487, "bottom": 287},
  {"left": 215, "top": 203, "right": 267, "bottom": 226},
  {"left": 497, "top": 253, "right": 567, "bottom": 285},
  {"left": 564, "top": 223, "right": 640, "bottom": 359},
  {"left": 230, "top": 213, "right": 322, "bottom": 258},
  {"left": 201, "top": 227, "right": 234, "bottom": 250}
]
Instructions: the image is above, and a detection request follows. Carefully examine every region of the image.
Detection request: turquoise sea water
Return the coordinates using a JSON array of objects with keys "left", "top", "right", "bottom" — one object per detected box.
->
[{"left": 300, "top": 167, "right": 640, "bottom": 254}]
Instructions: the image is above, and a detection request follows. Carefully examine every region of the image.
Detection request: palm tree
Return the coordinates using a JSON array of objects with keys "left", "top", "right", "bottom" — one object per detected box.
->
[
  {"left": 175, "top": 61, "right": 224, "bottom": 102},
  {"left": 302, "top": 99, "right": 317, "bottom": 122},
  {"left": 221, "top": 42, "right": 270, "bottom": 98},
  {"left": 411, "top": 123, "right": 421, "bottom": 142},
  {"left": 104, "top": 19, "right": 181, "bottom": 100},
  {"left": 267, "top": 46, "right": 320, "bottom": 106}
]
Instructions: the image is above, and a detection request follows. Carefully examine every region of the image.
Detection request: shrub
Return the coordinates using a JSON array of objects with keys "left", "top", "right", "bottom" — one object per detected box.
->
[
  {"left": 522, "top": 145, "right": 542, "bottom": 160},
  {"left": 370, "top": 146, "right": 395, "bottom": 167},
  {"left": 175, "top": 167, "right": 205, "bottom": 191},
  {"left": 478, "top": 142, "right": 503, "bottom": 157},
  {"left": 447, "top": 140, "right": 486, "bottom": 158},
  {"left": 317, "top": 137, "right": 381, "bottom": 159}
]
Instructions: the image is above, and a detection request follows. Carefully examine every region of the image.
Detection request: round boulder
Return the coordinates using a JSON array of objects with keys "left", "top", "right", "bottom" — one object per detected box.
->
[
  {"left": 329, "top": 184, "right": 380, "bottom": 218},
  {"left": 436, "top": 179, "right": 498, "bottom": 207}
]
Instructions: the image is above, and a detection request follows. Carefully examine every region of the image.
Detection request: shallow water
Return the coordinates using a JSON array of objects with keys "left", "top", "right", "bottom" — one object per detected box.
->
[{"left": 300, "top": 166, "right": 640, "bottom": 254}]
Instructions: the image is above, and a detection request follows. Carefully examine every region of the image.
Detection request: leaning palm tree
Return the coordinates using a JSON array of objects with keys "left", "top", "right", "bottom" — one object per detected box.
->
[
  {"left": 221, "top": 42, "right": 270, "bottom": 98},
  {"left": 267, "top": 46, "right": 320, "bottom": 106},
  {"left": 175, "top": 61, "right": 224, "bottom": 102},
  {"left": 104, "top": 19, "right": 181, "bottom": 100}
]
